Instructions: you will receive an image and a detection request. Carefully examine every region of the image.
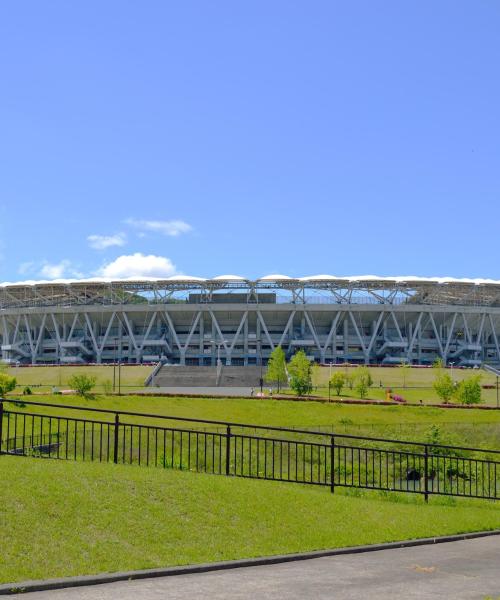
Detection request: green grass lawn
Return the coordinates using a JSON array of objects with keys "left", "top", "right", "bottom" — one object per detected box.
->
[
  {"left": 312, "top": 365, "right": 498, "bottom": 388},
  {"left": 307, "top": 366, "right": 499, "bottom": 406},
  {"left": 6, "top": 364, "right": 499, "bottom": 404},
  {"left": 6, "top": 392, "right": 500, "bottom": 449},
  {"left": 6, "top": 364, "right": 152, "bottom": 393},
  {"left": 2, "top": 456, "right": 500, "bottom": 585}
]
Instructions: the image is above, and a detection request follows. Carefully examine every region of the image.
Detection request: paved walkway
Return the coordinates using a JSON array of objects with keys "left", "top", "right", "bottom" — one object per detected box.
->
[
  {"left": 135, "top": 386, "right": 255, "bottom": 396},
  {"left": 10, "top": 536, "right": 500, "bottom": 599}
]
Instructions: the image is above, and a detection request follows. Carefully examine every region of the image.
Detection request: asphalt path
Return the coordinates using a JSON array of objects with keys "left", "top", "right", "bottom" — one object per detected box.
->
[
  {"left": 136, "top": 386, "right": 255, "bottom": 396},
  {"left": 9, "top": 536, "right": 500, "bottom": 599}
]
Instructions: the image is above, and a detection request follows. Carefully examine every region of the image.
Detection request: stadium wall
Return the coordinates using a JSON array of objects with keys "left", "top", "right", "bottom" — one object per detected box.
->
[{"left": 1, "top": 302, "right": 500, "bottom": 367}]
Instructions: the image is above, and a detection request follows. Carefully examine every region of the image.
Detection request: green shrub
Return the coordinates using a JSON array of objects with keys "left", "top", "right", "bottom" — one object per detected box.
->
[
  {"left": 454, "top": 375, "right": 482, "bottom": 405},
  {"left": 0, "top": 373, "right": 16, "bottom": 397},
  {"left": 68, "top": 374, "right": 97, "bottom": 398},
  {"left": 433, "top": 372, "right": 455, "bottom": 403}
]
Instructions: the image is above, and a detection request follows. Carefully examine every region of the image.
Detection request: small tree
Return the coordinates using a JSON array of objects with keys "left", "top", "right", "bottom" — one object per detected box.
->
[
  {"left": 356, "top": 366, "right": 373, "bottom": 388},
  {"left": 0, "top": 373, "right": 17, "bottom": 396},
  {"left": 68, "top": 374, "right": 97, "bottom": 398},
  {"left": 287, "top": 350, "right": 312, "bottom": 396},
  {"left": 329, "top": 371, "right": 345, "bottom": 396},
  {"left": 265, "top": 347, "right": 287, "bottom": 392},
  {"left": 354, "top": 378, "right": 369, "bottom": 399},
  {"left": 353, "top": 366, "right": 373, "bottom": 399},
  {"left": 454, "top": 375, "right": 482, "bottom": 405},
  {"left": 345, "top": 371, "right": 355, "bottom": 391},
  {"left": 433, "top": 372, "right": 455, "bottom": 403}
]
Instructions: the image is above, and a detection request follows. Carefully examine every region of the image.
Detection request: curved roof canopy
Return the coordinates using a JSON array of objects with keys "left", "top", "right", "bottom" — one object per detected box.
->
[{"left": 1, "top": 275, "right": 500, "bottom": 309}]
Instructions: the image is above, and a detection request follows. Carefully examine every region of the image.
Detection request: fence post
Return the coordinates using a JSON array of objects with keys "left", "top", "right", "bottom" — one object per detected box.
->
[
  {"left": 424, "top": 444, "right": 429, "bottom": 503},
  {"left": 113, "top": 413, "right": 120, "bottom": 464},
  {"left": 0, "top": 400, "right": 3, "bottom": 455},
  {"left": 330, "top": 435, "right": 335, "bottom": 493},
  {"left": 226, "top": 425, "right": 231, "bottom": 476}
]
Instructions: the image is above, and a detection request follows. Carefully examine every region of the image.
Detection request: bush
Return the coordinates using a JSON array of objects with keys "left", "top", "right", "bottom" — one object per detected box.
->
[
  {"left": 433, "top": 372, "right": 455, "bottom": 403},
  {"left": 0, "top": 373, "right": 16, "bottom": 397},
  {"left": 391, "top": 394, "right": 406, "bottom": 403},
  {"left": 454, "top": 375, "right": 482, "bottom": 405},
  {"left": 68, "top": 374, "right": 97, "bottom": 398}
]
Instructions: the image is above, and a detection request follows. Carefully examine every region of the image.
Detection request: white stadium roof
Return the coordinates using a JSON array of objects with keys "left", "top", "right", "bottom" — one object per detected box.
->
[
  {"left": 1, "top": 275, "right": 500, "bottom": 309},
  {"left": 1, "top": 274, "right": 500, "bottom": 288}
]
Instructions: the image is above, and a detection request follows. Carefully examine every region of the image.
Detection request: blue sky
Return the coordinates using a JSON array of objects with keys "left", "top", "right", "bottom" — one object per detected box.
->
[{"left": 1, "top": 1, "right": 499, "bottom": 282}]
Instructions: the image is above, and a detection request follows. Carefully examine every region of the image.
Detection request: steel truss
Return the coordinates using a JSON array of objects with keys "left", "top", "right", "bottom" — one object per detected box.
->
[{"left": 2, "top": 277, "right": 500, "bottom": 310}]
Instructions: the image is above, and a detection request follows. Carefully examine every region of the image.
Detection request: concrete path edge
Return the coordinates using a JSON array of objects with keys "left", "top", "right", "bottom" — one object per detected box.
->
[{"left": 2, "top": 529, "right": 500, "bottom": 596}]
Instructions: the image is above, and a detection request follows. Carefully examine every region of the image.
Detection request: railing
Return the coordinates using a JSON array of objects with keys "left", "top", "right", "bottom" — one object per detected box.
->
[{"left": 1, "top": 399, "right": 499, "bottom": 502}]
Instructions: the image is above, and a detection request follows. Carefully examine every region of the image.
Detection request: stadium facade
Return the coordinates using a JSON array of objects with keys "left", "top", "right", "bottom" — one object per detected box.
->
[{"left": 1, "top": 275, "right": 500, "bottom": 368}]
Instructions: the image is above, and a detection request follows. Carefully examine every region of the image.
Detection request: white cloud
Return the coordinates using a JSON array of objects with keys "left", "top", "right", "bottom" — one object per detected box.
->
[
  {"left": 125, "top": 218, "right": 192, "bottom": 237},
  {"left": 87, "top": 232, "right": 126, "bottom": 250},
  {"left": 96, "top": 253, "right": 178, "bottom": 278},
  {"left": 39, "top": 260, "right": 83, "bottom": 279}
]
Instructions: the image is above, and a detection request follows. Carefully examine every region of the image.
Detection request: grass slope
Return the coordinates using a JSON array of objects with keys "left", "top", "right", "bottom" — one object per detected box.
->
[
  {"left": 6, "top": 365, "right": 151, "bottom": 393},
  {"left": 2, "top": 456, "right": 500, "bottom": 585},
  {"left": 8, "top": 393, "right": 500, "bottom": 448}
]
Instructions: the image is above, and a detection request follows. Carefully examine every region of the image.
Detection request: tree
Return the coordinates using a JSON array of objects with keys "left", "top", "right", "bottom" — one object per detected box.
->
[
  {"left": 433, "top": 372, "right": 455, "bottom": 403},
  {"left": 345, "top": 371, "right": 355, "bottom": 391},
  {"left": 454, "top": 375, "right": 482, "bottom": 405},
  {"left": 0, "top": 372, "right": 16, "bottom": 397},
  {"left": 287, "top": 350, "right": 312, "bottom": 396},
  {"left": 265, "top": 347, "right": 287, "bottom": 392},
  {"left": 352, "top": 366, "right": 373, "bottom": 399},
  {"left": 329, "top": 371, "right": 345, "bottom": 396},
  {"left": 68, "top": 374, "right": 97, "bottom": 398},
  {"left": 356, "top": 366, "right": 373, "bottom": 388}
]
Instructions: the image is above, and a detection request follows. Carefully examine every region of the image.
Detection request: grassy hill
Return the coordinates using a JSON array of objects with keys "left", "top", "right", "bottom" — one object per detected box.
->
[
  {"left": 6, "top": 364, "right": 151, "bottom": 393},
  {"left": 2, "top": 456, "right": 500, "bottom": 585},
  {"left": 10, "top": 392, "right": 500, "bottom": 449}
]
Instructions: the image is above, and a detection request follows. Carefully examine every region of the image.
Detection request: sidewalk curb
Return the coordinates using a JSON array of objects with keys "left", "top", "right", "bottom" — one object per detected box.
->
[{"left": 2, "top": 529, "right": 500, "bottom": 595}]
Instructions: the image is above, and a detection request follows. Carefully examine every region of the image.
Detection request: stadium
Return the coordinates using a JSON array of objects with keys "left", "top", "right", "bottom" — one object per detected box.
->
[{"left": 1, "top": 274, "right": 500, "bottom": 370}]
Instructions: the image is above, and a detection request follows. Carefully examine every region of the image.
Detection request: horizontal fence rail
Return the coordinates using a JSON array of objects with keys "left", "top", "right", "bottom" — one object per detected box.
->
[{"left": 0, "top": 399, "right": 499, "bottom": 502}]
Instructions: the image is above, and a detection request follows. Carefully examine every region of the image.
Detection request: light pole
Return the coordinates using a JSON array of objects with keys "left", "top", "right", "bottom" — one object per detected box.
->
[
  {"left": 257, "top": 338, "right": 263, "bottom": 394},
  {"left": 113, "top": 338, "right": 117, "bottom": 393},
  {"left": 209, "top": 339, "right": 228, "bottom": 390},
  {"left": 497, "top": 375, "right": 499, "bottom": 409},
  {"left": 329, "top": 361, "right": 332, "bottom": 398},
  {"left": 118, "top": 349, "right": 122, "bottom": 395},
  {"left": 113, "top": 335, "right": 122, "bottom": 395},
  {"left": 209, "top": 339, "right": 228, "bottom": 365}
]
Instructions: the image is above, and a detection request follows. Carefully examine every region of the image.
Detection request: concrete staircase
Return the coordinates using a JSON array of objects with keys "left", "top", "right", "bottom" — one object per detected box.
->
[
  {"left": 218, "top": 366, "right": 262, "bottom": 387},
  {"left": 152, "top": 366, "right": 218, "bottom": 387}
]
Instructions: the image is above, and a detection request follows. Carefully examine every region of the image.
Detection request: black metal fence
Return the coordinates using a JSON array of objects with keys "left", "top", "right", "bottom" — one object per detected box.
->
[{"left": 1, "top": 399, "right": 499, "bottom": 502}]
